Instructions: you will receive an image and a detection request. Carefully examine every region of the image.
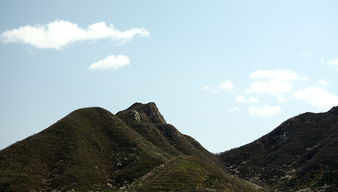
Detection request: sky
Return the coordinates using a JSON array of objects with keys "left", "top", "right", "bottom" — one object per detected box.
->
[{"left": 1, "top": 0, "right": 338, "bottom": 153}]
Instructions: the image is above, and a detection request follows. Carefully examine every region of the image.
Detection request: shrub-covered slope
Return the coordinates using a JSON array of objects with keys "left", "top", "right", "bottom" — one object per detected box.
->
[
  {"left": 218, "top": 106, "right": 338, "bottom": 192},
  {"left": 0, "top": 102, "right": 262, "bottom": 192}
]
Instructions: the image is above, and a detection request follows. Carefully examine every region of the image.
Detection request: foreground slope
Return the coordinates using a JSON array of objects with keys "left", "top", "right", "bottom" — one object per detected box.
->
[
  {"left": 0, "top": 102, "right": 262, "bottom": 192},
  {"left": 218, "top": 107, "right": 338, "bottom": 192},
  {"left": 0, "top": 107, "right": 170, "bottom": 192}
]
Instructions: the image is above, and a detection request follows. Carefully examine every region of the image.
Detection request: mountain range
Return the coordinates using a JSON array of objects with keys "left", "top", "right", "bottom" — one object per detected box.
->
[{"left": 0, "top": 102, "right": 337, "bottom": 192}]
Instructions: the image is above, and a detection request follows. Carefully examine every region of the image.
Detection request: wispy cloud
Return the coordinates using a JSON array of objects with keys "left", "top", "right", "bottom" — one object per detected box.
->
[
  {"left": 203, "top": 68, "right": 337, "bottom": 116},
  {"left": 319, "top": 57, "right": 326, "bottom": 65},
  {"left": 89, "top": 55, "right": 130, "bottom": 70},
  {"left": 326, "top": 58, "right": 338, "bottom": 66},
  {"left": 317, "top": 79, "right": 329, "bottom": 86},
  {"left": 235, "top": 95, "right": 259, "bottom": 104},
  {"left": 293, "top": 86, "right": 338, "bottom": 109},
  {"left": 299, "top": 52, "right": 311, "bottom": 58},
  {"left": 248, "top": 105, "right": 281, "bottom": 117},
  {"left": 319, "top": 57, "right": 338, "bottom": 67},
  {"left": 218, "top": 81, "right": 234, "bottom": 90},
  {"left": 202, "top": 80, "right": 234, "bottom": 94},
  {"left": 245, "top": 70, "right": 305, "bottom": 102},
  {"left": 0, "top": 20, "right": 149, "bottom": 49},
  {"left": 245, "top": 79, "right": 292, "bottom": 102}
]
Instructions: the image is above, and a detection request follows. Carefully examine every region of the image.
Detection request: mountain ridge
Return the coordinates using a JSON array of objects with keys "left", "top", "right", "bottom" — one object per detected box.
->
[
  {"left": 218, "top": 106, "right": 338, "bottom": 192},
  {"left": 0, "top": 102, "right": 262, "bottom": 192},
  {"left": 1, "top": 103, "right": 337, "bottom": 192}
]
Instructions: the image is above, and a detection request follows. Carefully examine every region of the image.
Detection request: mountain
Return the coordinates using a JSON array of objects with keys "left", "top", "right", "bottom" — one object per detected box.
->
[
  {"left": 2, "top": 102, "right": 337, "bottom": 192},
  {"left": 218, "top": 107, "right": 338, "bottom": 192},
  {"left": 0, "top": 102, "right": 262, "bottom": 192}
]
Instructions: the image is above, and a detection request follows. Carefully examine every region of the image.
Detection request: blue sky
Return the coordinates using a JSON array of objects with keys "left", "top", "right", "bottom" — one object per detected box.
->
[{"left": 1, "top": 0, "right": 338, "bottom": 152}]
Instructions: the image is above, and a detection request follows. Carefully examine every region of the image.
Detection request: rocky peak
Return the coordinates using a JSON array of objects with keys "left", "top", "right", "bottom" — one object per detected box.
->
[
  {"left": 125, "top": 102, "right": 166, "bottom": 124},
  {"left": 126, "top": 110, "right": 141, "bottom": 122}
]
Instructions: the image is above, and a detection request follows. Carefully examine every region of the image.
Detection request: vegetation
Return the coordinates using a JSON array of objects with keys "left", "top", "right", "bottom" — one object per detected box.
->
[
  {"left": 0, "top": 103, "right": 262, "bottom": 192},
  {"left": 1, "top": 102, "right": 337, "bottom": 191},
  {"left": 218, "top": 106, "right": 338, "bottom": 192}
]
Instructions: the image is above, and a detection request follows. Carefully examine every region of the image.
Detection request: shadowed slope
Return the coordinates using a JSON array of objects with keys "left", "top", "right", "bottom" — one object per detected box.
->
[
  {"left": 117, "top": 102, "right": 223, "bottom": 170},
  {"left": 218, "top": 106, "right": 338, "bottom": 192}
]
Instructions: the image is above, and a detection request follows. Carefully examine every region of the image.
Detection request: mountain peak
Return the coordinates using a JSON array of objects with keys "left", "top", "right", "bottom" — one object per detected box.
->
[
  {"left": 0, "top": 103, "right": 261, "bottom": 192},
  {"left": 328, "top": 105, "right": 338, "bottom": 114},
  {"left": 127, "top": 102, "right": 157, "bottom": 109},
  {"left": 121, "top": 102, "right": 166, "bottom": 123},
  {"left": 70, "top": 106, "right": 110, "bottom": 115}
]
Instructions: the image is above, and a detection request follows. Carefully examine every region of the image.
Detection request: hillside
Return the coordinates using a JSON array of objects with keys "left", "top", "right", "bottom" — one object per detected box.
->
[
  {"left": 0, "top": 102, "right": 262, "bottom": 192},
  {"left": 218, "top": 107, "right": 338, "bottom": 192}
]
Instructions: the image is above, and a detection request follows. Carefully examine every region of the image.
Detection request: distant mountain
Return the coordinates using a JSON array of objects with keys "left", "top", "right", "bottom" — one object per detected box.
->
[
  {"left": 218, "top": 107, "right": 338, "bottom": 192},
  {"left": 0, "top": 102, "right": 262, "bottom": 192}
]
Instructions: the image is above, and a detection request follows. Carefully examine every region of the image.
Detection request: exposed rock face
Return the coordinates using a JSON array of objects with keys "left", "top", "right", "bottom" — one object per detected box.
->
[
  {"left": 124, "top": 102, "right": 166, "bottom": 124},
  {"left": 157, "top": 124, "right": 181, "bottom": 139},
  {"left": 127, "top": 110, "right": 141, "bottom": 121},
  {"left": 218, "top": 106, "right": 338, "bottom": 192}
]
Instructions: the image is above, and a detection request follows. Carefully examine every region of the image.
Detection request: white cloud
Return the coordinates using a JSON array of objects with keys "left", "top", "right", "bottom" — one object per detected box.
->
[
  {"left": 0, "top": 20, "right": 149, "bottom": 49},
  {"left": 317, "top": 79, "right": 329, "bottom": 86},
  {"left": 326, "top": 58, "right": 338, "bottom": 66},
  {"left": 246, "top": 70, "right": 305, "bottom": 102},
  {"left": 319, "top": 57, "right": 326, "bottom": 65},
  {"left": 202, "top": 85, "right": 212, "bottom": 92},
  {"left": 218, "top": 81, "right": 234, "bottom": 90},
  {"left": 293, "top": 86, "right": 338, "bottom": 109},
  {"left": 319, "top": 57, "right": 338, "bottom": 67},
  {"left": 246, "top": 79, "right": 293, "bottom": 95},
  {"left": 235, "top": 95, "right": 259, "bottom": 104},
  {"left": 202, "top": 80, "right": 234, "bottom": 94},
  {"left": 89, "top": 55, "right": 130, "bottom": 70},
  {"left": 248, "top": 105, "right": 281, "bottom": 117}
]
